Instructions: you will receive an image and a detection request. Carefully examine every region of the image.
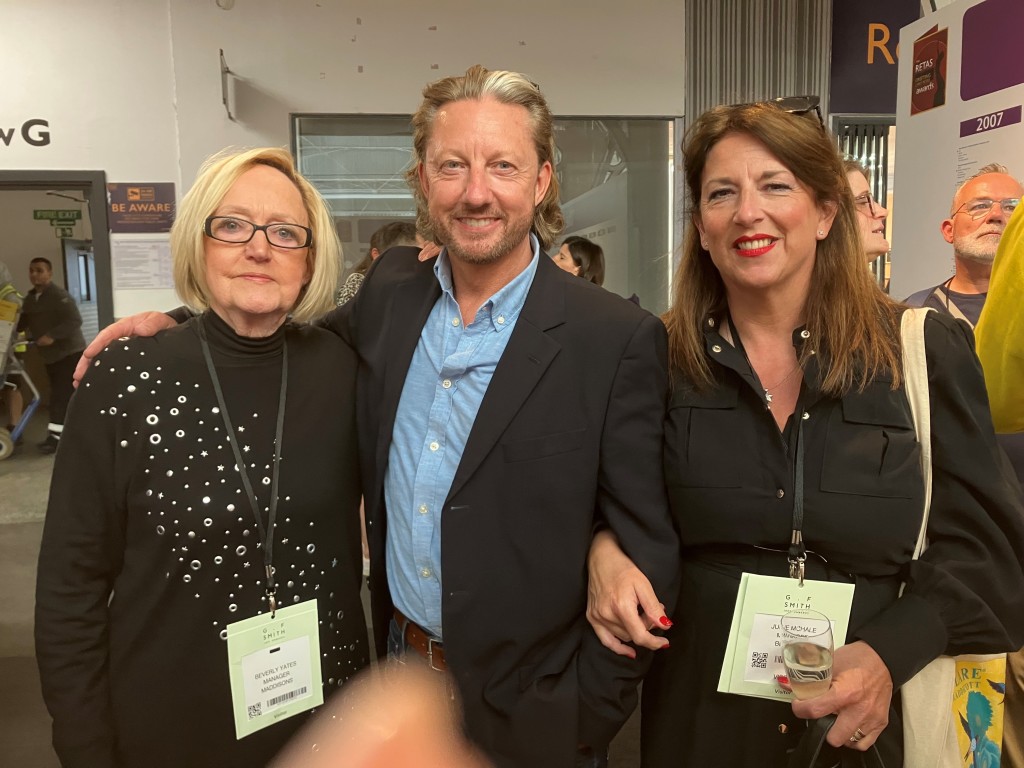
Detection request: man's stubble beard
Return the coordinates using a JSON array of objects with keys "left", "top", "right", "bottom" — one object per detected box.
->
[
  {"left": 954, "top": 231, "right": 1001, "bottom": 267},
  {"left": 431, "top": 211, "right": 535, "bottom": 266}
]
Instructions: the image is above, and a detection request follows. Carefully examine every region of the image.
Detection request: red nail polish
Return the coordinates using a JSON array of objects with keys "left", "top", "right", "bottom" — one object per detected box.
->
[
  {"left": 659, "top": 616, "right": 673, "bottom": 628},
  {"left": 661, "top": 642, "right": 670, "bottom": 649}
]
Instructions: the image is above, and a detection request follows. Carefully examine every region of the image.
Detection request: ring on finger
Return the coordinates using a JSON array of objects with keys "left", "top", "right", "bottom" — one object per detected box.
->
[{"left": 849, "top": 727, "right": 867, "bottom": 744}]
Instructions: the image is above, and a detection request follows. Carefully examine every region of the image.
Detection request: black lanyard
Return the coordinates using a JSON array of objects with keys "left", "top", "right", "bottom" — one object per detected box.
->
[
  {"left": 788, "top": 419, "right": 808, "bottom": 585},
  {"left": 198, "top": 315, "right": 289, "bottom": 617}
]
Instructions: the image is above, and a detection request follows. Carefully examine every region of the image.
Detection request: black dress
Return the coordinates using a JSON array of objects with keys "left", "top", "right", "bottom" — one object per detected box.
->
[
  {"left": 35, "top": 312, "right": 368, "bottom": 767},
  {"left": 642, "top": 311, "right": 1024, "bottom": 767}
]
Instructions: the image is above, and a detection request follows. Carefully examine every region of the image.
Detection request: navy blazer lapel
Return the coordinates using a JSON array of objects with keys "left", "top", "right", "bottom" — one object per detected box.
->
[
  {"left": 447, "top": 256, "right": 566, "bottom": 501},
  {"left": 376, "top": 265, "right": 441, "bottom": 481}
]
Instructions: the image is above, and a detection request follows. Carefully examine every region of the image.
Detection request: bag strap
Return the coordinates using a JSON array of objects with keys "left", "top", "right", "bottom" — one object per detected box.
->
[
  {"left": 787, "top": 714, "right": 836, "bottom": 768},
  {"left": 900, "top": 307, "right": 933, "bottom": 561},
  {"left": 929, "top": 283, "right": 973, "bottom": 329},
  {"left": 787, "top": 714, "right": 888, "bottom": 768}
]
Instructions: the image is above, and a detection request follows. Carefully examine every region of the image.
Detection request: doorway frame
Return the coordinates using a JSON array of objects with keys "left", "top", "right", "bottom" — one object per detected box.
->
[{"left": 0, "top": 170, "right": 113, "bottom": 326}]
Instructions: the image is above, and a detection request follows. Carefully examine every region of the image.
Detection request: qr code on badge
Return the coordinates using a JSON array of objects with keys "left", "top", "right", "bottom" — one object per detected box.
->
[
  {"left": 248, "top": 702, "right": 262, "bottom": 720},
  {"left": 750, "top": 651, "right": 769, "bottom": 669}
]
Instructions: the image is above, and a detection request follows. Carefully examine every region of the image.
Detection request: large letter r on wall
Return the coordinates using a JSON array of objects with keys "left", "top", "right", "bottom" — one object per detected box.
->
[{"left": 867, "top": 23, "right": 896, "bottom": 65}]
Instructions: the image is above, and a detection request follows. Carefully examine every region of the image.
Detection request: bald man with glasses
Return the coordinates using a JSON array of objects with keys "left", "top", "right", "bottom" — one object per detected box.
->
[{"left": 904, "top": 162, "right": 1023, "bottom": 327}]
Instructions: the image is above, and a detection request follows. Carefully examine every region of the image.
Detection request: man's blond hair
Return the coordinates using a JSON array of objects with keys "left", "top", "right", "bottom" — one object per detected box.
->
[{"left": 404, "top": 65, "right": 563, "bottom": 250}]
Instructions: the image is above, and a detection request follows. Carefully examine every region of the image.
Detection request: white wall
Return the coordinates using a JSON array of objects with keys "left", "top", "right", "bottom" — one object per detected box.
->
[
  {"left": 1, "top": 0, "right": 685, "bottom": 313},
  {"left": 1, "top": 1, "right": 181, "bottom": 180},
  {"left": 167, "top": 0, "right": 686, "bottom": 183}
]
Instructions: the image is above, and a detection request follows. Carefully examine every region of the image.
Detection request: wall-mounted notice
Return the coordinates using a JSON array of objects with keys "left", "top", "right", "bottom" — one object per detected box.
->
[
  {"left": 108, "top": 182, "right": 175, "bottom": 233},
  {"left": 911, "top": 26, "right": 948, "bottom": 115},
  {"left": 111, "top": 236, "right": 173, "bottom": 290}
]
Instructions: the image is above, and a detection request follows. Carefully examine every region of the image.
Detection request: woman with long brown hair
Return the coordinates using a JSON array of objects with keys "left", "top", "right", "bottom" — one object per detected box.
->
[{"left": 587, "top": 100, "right": 1024, "bottom": 766}]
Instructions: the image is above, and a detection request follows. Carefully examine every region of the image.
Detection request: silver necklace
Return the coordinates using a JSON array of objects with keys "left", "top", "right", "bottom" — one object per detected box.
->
[
  {"left": 762, "top": 362, "right": 802, "bottom": 406},
  {"left": 725, "top": 316, "right": 802, "bottom": 409}
]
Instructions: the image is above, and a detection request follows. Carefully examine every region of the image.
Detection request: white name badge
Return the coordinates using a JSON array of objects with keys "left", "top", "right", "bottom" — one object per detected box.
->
[
  {"left": 717, "top": 573, "right": 854, "bottom": 702},
  {"left": 226, "top": 598, "right": 323, "bottom": 739}
]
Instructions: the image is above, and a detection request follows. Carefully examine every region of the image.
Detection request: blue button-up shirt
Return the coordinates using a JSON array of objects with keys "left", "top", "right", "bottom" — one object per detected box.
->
[{"left": 385, "top": 237, "right": 540, "bottom": 638}]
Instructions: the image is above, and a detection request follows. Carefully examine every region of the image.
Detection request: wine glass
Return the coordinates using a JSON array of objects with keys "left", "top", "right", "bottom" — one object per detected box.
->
[{"left": 780, "top": 609, "right": 834, "bottom": 700}]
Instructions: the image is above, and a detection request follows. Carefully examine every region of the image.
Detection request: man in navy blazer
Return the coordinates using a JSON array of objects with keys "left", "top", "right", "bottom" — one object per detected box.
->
[{"left": 325, "top": 66, "right": 679, "bottom": 767}]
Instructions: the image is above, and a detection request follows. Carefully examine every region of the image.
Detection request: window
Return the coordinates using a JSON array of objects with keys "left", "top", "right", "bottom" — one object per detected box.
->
[{"left": 294, "top": 115, "right": 677, "bottom": 312}]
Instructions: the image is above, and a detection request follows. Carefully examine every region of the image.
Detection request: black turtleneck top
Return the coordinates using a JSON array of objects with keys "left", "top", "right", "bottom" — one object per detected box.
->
[{"left": 35, "top": 311, "right": 368, "bottom": 768}]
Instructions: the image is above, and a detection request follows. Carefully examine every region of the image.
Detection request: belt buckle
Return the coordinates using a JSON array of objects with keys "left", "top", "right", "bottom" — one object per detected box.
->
[{"left": 426, "top": 636, "right": 444, "bottom": 672}]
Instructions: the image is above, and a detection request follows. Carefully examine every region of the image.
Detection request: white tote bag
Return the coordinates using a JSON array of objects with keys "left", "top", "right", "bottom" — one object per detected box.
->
[{"left": 899, "top": 307, "right": 1005, "bottom": 768}]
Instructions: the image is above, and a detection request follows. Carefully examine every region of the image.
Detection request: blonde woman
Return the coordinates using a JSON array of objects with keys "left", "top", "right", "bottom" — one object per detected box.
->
[{"left": 35, "top": 148, "right": 368, "bottom": 767}]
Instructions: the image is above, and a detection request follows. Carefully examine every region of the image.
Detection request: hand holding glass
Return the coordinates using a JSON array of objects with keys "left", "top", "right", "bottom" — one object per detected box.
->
[{"left": 780, "top": 609, "right": 833, "bottom": 700}]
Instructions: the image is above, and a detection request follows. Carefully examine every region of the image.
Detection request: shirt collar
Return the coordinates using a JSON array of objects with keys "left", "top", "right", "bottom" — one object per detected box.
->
[
  {"left": 702, "top": 310, "right": 825, "bottom": 404},
  {"left": 702, "top": 310, "right": 813, "bottom": 353},
  {"left": 434, "top": 232, "right": 541, "bottom": 332}
]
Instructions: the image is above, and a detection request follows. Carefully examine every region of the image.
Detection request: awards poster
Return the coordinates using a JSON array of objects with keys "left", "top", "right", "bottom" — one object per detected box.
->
[
  {"left": 891, "top": 0, "right": 1024, "bottom": 299},
  {"left": 911, "top": 27, "right": 948, "bottom": 115}
]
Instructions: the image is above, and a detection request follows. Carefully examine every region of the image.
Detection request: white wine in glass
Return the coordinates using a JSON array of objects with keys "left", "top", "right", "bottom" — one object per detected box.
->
[{"left": 780, "top": 610, "right": 834, "bottom": 700}]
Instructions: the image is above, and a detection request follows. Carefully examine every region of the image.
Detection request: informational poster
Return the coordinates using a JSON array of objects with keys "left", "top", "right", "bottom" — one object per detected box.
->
[
  {"left": 910, "top": 27, "right": 948, "bottom": 115},
  {"left": 890, "top": 0, "right": 1024, "bottom": 298},
  {"left": 107, "top": 182, "right": 175, "bottom": 233},
  {"left": 111, "top": 236, "right": 173, "bottom": 290}
]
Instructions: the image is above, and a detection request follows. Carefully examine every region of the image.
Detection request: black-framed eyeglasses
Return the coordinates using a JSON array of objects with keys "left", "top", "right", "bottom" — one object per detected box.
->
[
  {"left": 770, "top": 95, "right": 825, "bottom": 128},
  {"left": 204, "top": 216, "right": 312, "bottom": 249},
  {"left": 952, "top": 197, "right": 1020, "bottom": 220},
  {"left": 853, "top": 192, "right": 879, "bottom": 216}
]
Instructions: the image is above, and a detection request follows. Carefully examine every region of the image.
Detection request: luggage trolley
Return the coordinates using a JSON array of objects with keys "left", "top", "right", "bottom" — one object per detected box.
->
[{"left": 0, "top": 289, "right": 41, "bottom": 460}]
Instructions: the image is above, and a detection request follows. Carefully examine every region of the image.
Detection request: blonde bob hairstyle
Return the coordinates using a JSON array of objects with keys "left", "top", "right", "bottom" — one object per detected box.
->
[
  {"left": 666, "top": 102, "right": 902, "bottom": 396},
  {"left": 171, "top": 146, "right": 341, "bottom": 323},
  {"left": 404, "top": 64, "right": 564, "bottom": 250}
]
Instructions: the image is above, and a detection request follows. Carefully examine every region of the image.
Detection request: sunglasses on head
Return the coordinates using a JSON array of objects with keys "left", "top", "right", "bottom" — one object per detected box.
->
[{"left": 768, "top": 95, "right": 825, "bottom": 127}]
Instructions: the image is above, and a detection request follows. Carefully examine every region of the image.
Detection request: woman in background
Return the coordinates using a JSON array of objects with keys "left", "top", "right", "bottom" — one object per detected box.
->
[
  {"left": 845, "top": 159, "right": 890, "bottom": 263},
  {"left": 552, "top": 235, "right": 605, "bottom": 285},
  {"left": 336, "top": 220, "right": 420, "bottom": 305}
]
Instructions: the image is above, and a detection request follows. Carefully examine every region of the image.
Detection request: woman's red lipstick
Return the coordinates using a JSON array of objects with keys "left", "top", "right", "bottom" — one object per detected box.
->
[{"left": 733, "top": 235, "right": 777, "bottom": 257}]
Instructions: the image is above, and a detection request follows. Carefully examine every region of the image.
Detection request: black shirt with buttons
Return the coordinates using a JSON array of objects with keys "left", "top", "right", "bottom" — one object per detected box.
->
[{"left": 641, "top": 309, "right": 1024, "bottom": 767}]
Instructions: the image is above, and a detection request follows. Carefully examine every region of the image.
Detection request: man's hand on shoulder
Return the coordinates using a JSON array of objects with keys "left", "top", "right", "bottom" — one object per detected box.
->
[{"left": 74, "top": 311, "right": 178, "bottom": 387}]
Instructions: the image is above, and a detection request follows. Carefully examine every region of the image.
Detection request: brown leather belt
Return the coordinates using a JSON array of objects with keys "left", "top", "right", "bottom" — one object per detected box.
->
[{"left": 394, "top": 608, "right": 447, "bottom": 672}]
